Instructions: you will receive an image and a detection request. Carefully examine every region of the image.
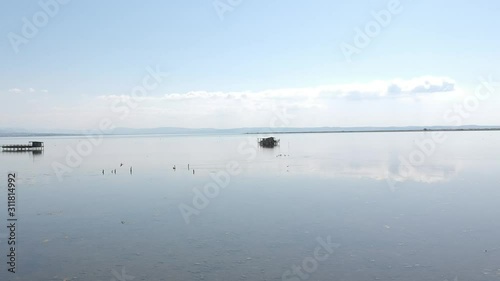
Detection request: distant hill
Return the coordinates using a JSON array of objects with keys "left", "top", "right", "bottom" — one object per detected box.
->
[
  {"left": 107, "top": 125, "right": 500, "bottom": 135},
  {"left": 1, "top": 125, "right": 499, "bottom": 137}
]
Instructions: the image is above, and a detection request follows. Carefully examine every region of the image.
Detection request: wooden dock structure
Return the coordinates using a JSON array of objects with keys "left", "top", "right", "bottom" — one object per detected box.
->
[{"left": 2, "top": 141, "right": 44, "bottom": 152}]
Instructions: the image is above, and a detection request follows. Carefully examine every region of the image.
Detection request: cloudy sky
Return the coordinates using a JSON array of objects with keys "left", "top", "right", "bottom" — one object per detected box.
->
[{"left": 1, "top": 0, "right": 499, "bottom": 130}]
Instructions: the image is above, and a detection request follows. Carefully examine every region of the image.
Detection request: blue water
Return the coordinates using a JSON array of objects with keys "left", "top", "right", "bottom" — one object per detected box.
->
[{"left": 0, "top": 132, "right": 500, "bottom": 281}]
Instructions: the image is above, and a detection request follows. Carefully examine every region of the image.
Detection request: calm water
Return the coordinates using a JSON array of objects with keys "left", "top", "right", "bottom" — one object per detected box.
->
[{"left": 1, "top": 132, "right": 500, "bottom": 281}]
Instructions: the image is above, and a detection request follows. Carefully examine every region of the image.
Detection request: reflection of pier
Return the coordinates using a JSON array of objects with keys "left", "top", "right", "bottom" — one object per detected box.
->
[{"left": 2, "top": 141, "right": 44, "bottom": 152}]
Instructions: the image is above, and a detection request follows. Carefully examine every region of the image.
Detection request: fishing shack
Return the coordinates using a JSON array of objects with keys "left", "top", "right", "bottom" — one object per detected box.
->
[{"left": 258, "top": 137, "right": 280, "bottom": 148}]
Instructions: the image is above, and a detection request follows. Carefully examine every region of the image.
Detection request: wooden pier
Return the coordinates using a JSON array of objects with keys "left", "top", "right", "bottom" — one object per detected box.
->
[{"left": 2, "top": 141, "right": 44, "bottom": 152}]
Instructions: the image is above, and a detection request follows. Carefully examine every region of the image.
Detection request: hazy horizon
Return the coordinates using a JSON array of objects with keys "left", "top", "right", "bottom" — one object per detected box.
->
[{"left": 2, "top": 124, "right": 500, "bottom": 136}]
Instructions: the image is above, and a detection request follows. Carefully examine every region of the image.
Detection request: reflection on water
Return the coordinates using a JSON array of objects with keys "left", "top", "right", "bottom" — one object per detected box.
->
[
  {"left": 0, "top": 132, "right": 500, "bottom": 281},
  {"left": 1, "top": 149, "right": 44, "bottom": 157}
]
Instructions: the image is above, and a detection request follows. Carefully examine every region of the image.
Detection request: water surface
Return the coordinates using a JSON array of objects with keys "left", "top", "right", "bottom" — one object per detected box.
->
[{"left": 1, "top": 132, "right": 500, "bottom": 281}]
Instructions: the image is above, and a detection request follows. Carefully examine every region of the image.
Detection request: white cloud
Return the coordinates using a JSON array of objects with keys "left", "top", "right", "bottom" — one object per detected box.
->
[
  {"left": 8, "top": 88, "right": 23, "bottom": 94},
  {"left": 7, "top": 88, "right": 46, "bottom": 94},
  {"left": 98, "top": 76, "right": 457, "bottom": 102},
  {"left": 4, "top": 76, "right": 497, "bottom": 130},
  {"left": 90, "top": 76, "right": 466, "bottom": 129}
]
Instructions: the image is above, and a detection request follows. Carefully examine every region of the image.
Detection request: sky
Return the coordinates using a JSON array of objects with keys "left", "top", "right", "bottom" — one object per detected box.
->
[{"left": 0, "top": 0, "right": 499, "bottom": 130}]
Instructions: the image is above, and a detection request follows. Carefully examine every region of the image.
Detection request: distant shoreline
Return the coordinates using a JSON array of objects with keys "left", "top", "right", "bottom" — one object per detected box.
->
[
  {"left": 245, "top": 128, "right": 500, "bottom": 135},
  {"left": 1, "top": 127, "right": 500, "bottom": 138}
]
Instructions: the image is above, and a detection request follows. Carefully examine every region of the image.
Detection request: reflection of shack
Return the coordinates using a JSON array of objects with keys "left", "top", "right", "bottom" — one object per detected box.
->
[{"left": 258, "top": 137, "right": 280, "bottom": 148}]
